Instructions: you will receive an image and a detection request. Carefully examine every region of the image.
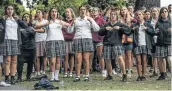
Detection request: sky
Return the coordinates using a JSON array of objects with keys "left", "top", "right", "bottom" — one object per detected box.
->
[{"left": 161, "top": 0, "right": 172, "bottom": 7}]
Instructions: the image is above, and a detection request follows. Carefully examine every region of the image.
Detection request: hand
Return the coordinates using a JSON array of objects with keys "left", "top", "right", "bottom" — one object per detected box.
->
[
  {"left": 2, "top": 15, "right": 7, "bottom": 19},
  {"left": 168, "top": 28, "right": 172, "bottom": 31},
  {"left": 142, "top": 26, "right": 148, "bottom": 30},
  {"left": 14, "top": 16, "right": 19, "bottom": 20},
  {"left": 132, "top": 26, "right": 139, "bottom": 30},
  {"left": 113, "top": 26, "right": 120, "bottom": 30},
  {"left": 87, "top": 17, "right": 93, "bottom": 22},
  {"left": 105, "top": 26, "right": 113, "bottom": 31}
]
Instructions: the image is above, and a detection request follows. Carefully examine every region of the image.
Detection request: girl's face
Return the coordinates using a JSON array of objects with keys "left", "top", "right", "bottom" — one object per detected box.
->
[
  {"left": 36, "top": 10, "right": 43, "bottom": 19},
  {"left": 128, "top": 6, "right": 134, "bottom": 13},
  {"left": 65, "top": 9, "right": 72, "bottom": 18},
  {"left": 23, "top": 14, "right": 30, "bottom": 22},
  {"left": 110, "top": 12, "right": 117, "bottom": 21},
  {"left": 144, "top": 12, "right": 151, "bottom": 20},
  {"left": 121, "top": 7, "right": 128, "bottom": 15},
  {"left": 50, "top": 8, "right": 58, "bottom": 20},
  {"left": 80, "top": 7, "right": 87, "bottom": 16},
  {"left": 6, "top": 6, "right": 14, "bottom": 16},
  {"left": 137, "top": 11, "right": 144, "bottom": 21},
  {"left": 161, "top": 9, "right": 168, "bottom": 19},
  {"left": 92, "top": 8, "right": 99, "bottom": 17},
  {"left": 152, "top": 8, "right": 159, "bottom": 18}
]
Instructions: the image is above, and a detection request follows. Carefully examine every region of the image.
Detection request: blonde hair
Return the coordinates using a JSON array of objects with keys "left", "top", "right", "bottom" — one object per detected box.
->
[{"left": 66, "top": 8, "right": 76, "bottom": 19}]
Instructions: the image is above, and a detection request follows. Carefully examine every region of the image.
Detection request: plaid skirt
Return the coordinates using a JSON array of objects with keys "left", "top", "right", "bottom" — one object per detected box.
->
[
  {"left": 103, "top": 45, "right": 124, "bottom": 60},
  {"left": 165, "top": 45, "right": 171, "bottom": 56},
  {"left": 133, "top": 45, "right": 151, "bottom": 55},
  {"left": 36, "top": 41, "right": 46, "bottom": 57},
  {"left": 1, "top": 39, "right": 20, "bottom": 56},
  {"left": 46, "top": 40, "right": 66, "bottom": 58},
  {"left": 73, "top": 38, "right": 94, "bottom": 53},
  {"left": 155, "top": 45, "right": 171, "bottom": 58},
  {"left": 65, "top": 41, "right": 74, "bottom": 54}
]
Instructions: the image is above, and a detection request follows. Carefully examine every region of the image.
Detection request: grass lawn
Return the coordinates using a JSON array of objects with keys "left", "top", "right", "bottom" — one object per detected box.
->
[{"left": 16, "top": 67, "right": 171, "bottom": 90}]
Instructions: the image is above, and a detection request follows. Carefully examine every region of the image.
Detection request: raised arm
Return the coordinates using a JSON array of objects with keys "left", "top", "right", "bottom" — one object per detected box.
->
[{"left": 87, "top": 17, "right": 100, "bottom": 32}]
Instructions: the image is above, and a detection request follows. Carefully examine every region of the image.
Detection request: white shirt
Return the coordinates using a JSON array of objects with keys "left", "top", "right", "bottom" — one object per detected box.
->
[
  {"left": 35, "top": 19, "right": 48, "bottom": 42},
  {"left": 70, "top": 16, "right": 100, "bottom": 39},
  {"left": 46, "top": 19, "right": 64, "bottom": 41},
  {"left": 151, "top": 19, "right": 158, "bottom": 43},
  {"left": 5, "top": 18, "right": 18, "bottom": 40},
  {"left": 138, "top": 24, "right": 146, "bottom": 46}
]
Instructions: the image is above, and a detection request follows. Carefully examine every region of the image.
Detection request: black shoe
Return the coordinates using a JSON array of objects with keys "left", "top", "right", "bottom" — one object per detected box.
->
[
  {"left": 11, "top": 78, "right": 15, "bottom": 85},
  {"left": 156, "top": 76, "right": 165, "bottom": 80},
  {"left": 149, "top": 72, "right": 158, "bottom": 77},
  {"left": 122, "top": 74, "right": 127, "bottom": 82},
  {"left": 5, "top": 76, "right": 10, "bottom": 84},
  {"left": 136, "top": 76, "right": 142, "bottom": 81},
  {"left": 104, "top": 75, "right": 113, "bottom": 80},
  {"left": 54, "top": 80, "right": 60, "bottom": 82},
  {"left": 164, "top": 72, "right": 168, "bottom": 78},
  {"left": 16, "top": 78, "right": 22, "bottom": 83},
  {"left": 73, "top": 77, "right": 80, "bottom": 82},
  {"left": 141, "top": 76, "right": 146, "bottom": 81},
  {"left": 84, "top": 77, "right": 89, "bottom": 81},
  {"left": 26, "top": 77, "right": 32, "bottom": 81}
]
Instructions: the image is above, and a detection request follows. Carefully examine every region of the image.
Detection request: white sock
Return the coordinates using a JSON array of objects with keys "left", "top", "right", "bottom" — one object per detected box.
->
[
  {"left": 54, "top": 70, "right": 59, "bottom": 80},
  {"left": 50, "top": 72, "right": 55, "bottom": 80}
]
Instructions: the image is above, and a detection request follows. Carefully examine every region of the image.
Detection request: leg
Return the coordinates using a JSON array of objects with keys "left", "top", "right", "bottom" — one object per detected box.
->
[
  {"left": 69, "top": 54, "right": 74, "bottom": 76},
  {"left": 50, "top": 57, "right": 56, "bottom": 81},
  {"left": 55, "top": 56, "right": 60, "bottom": 81},
  {"left": 43, "top": 57, "right": 47, "bottom": 74},
  {"left": 64, "top": 54, "right": 69, "bottom": 77},
  {"left": 141, "top": 54, "right": 147, "bottom": 81},
  {"left": 117, "top": 56, "right": 126, "bottom": 75},
  {"left": 74, "top": 52, "right": 82, "bottom": 82},
  {"left": 36, "top": 57, "right": 40, "bottom": 76},
  {"left": 10, "top": 55, "right": 17, "bottom": 84},
  {"left": 4, "top": 56, "right": 11, "bottom": 76},
  {"left": 167, "top": 56, "right": 172, "bottom": 72},
  {"left": 17, "top": 55, "right": 24, "bottom": 80},
  {"left": 117, "top": 55, "right": 127, "bottom": 82},
  {"left": 136, "top": 55, "right": 142, "bottom": 77},
  {"left": 26, "top": 53, "right": 35, "bottom": 80},
  {"left": 89, "top": 52, "right": 93, "bottom": 72},
  {"left": 126, "top": 50, "right": 132, "bottom": 76},
  {"left": 105, "top": 59, "right": 112, "bottom": 77},
  {"left": 83, "top": 52, "right": 90, "bottom": 77}
]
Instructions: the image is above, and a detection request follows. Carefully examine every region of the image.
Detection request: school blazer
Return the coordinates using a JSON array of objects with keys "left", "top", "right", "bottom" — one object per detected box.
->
[
  {"left": 130, "top": 22, "right": 155, "bottom": 49},
  {"left": 0, "top": 18, "right": 28, "bottom": 44}
]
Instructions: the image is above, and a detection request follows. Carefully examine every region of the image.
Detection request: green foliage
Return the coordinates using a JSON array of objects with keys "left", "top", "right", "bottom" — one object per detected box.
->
[
  {"left": 47, "top": 0, "right": 88, "bottom": 15},
  {"left": 0, "top": 0, "right": 26, "bottom": 16}
]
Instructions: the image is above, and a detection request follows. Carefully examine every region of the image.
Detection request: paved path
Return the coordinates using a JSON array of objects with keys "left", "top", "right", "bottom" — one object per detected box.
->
[{"left": 0, "top": 85, "right": 31, "bottom": 90}]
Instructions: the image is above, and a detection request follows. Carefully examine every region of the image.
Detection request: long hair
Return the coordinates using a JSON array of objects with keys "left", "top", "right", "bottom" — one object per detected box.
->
[
  {"left": 158, "top": 7, "right": 170, "bottom": 21},
  {"left": 4, "top": 4, "right": 15, "bottom": 17},
  {"left": 66, "top": 8, "right": 76, "bottom": 20},
  {"left": 48, "top": 7, "right": 58, "bottom": 20}
]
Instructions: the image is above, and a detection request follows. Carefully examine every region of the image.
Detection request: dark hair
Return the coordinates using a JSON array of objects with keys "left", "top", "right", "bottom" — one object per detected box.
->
[
  {"left": 36, "top": 9, "right": 44, "bottom": 14},
  {"left": 4, "top": 4, "right": 15, "bottom": 16},
  {"left": 144, "top": 10, "right": 151, "bottom": 14},
  {"left": 79, "top": 5, "right": 87, "bottom": 10},
  {"left": 48, "top": 7, "right": 58, "bottom": 20},
  {"left": 158, "top": 7, "right": 169, "bottom": 21},
  {"left": 22, "top": 13, "right": 30, "bottom": 20}
]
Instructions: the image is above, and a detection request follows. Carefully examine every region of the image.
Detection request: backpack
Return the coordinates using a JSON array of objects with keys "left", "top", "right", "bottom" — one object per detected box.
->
[{"left": 34, "top": 75, "right": 59, "bottom": 90}]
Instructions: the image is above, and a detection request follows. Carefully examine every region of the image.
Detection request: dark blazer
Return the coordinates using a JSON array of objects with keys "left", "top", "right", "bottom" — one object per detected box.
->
[
  {"left": 131, "top": 22, "right": 155, "bottom": 49},
  {"left": 99, "top": 22, "right": 131, "bottom": 46},
  {"left": 0, "top": 18, "right": 28, "bottom": 44},
  {"left": 155, "top": 19, "right": 171, "bottom": 46}
]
